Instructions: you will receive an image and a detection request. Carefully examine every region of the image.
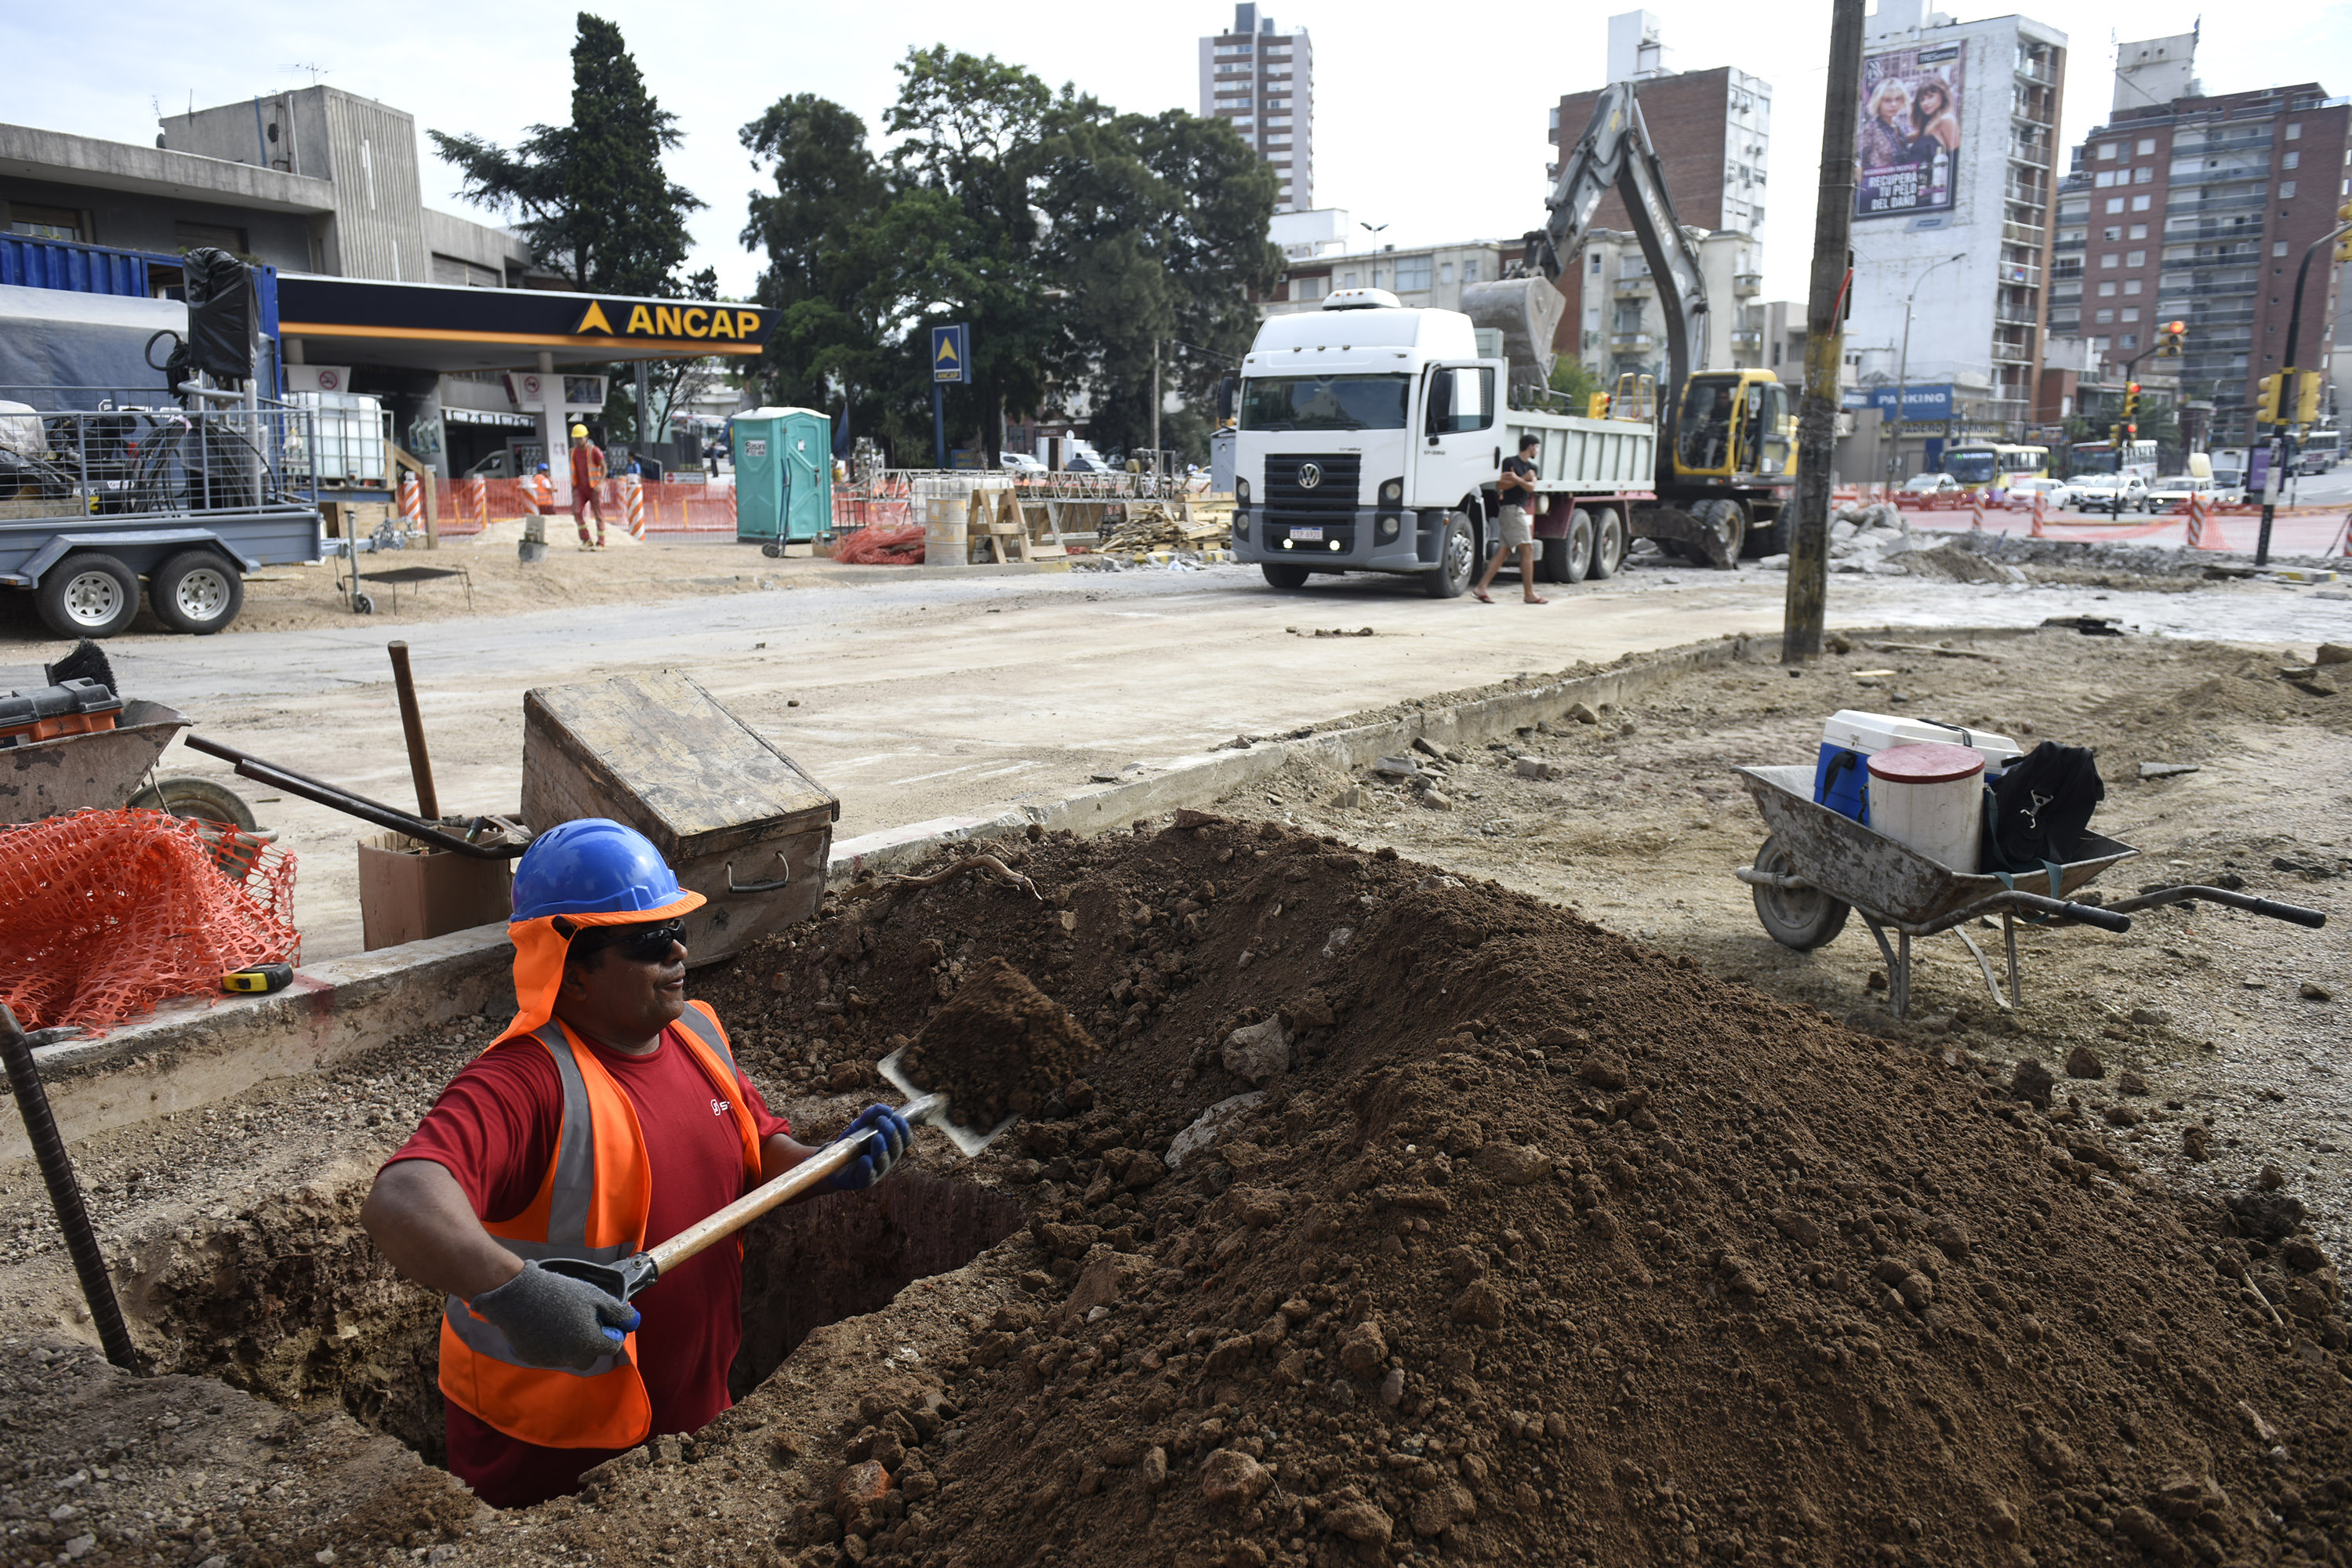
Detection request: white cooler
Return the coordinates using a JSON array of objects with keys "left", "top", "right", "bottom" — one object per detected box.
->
[
  {"left": 1866, "top": 742, "right": 1985, "bottom": 872},
  {"left": 1816, "top": 710, "right": 2020, "bottom": 825}
]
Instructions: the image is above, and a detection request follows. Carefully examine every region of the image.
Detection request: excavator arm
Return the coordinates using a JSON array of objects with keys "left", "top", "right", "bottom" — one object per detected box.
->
[{"left": 1525, "top": 81, "right": 1711, "bottom": 402}]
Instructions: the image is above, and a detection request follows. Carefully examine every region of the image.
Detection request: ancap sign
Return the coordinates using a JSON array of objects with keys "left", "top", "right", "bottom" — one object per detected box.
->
[{"left": 575, "top": 301, "right": 767, "bottom": 343}]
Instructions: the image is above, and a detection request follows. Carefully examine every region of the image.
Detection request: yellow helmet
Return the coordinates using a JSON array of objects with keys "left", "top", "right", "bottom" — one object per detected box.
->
[{"left": 570, "top": 424, "right": 589, "bottom": 440}]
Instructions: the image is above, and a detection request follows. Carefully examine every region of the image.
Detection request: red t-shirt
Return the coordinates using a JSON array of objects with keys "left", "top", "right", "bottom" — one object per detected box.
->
[{"left": 384, "top": 1018, "right": 789, "bottom": 1507}]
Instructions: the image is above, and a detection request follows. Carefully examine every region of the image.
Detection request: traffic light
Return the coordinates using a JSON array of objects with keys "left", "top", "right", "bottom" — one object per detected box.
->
[
  {"left": 2256, "top": 373, "right": 2284, "bottom": 425},
  {"left": 2122, "top": 381, "right": 2141, "bottom": 423},
  {"left": 2159, "top": 321, "right": 2186, "bottom": 358},
  {"left": 2293, "top": 370, "right": 2322, "bottom": 425}
]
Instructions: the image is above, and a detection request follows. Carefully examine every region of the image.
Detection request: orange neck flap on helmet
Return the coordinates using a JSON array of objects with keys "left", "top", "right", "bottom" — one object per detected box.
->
[{"left": 498, "top": 891, "right": 707, "bottom": 1047}]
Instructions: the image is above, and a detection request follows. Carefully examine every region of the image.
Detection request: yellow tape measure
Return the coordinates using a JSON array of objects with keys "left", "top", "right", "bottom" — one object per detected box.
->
[{"left": 220, "top": 963, "right": 294, "bottom": 994}]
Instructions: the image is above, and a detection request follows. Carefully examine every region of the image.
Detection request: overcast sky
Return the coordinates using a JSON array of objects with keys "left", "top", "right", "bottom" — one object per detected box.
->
[{"left": 8, "top": 0, "right": 2349, "bottom": 308}]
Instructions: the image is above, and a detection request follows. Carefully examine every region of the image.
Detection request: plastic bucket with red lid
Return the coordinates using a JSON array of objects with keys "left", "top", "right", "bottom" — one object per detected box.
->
[{"left": 1865, "top": 742, "right": 1984, "bottom": 873}]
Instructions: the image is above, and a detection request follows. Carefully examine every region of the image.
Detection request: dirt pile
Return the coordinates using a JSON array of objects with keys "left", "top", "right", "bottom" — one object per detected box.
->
[
  {"left": 679, "top": 820, "right": 2352, "bottom": 1568},
  {"left": 895, "top": 957, "right": 1100, "bottom": 1131}
]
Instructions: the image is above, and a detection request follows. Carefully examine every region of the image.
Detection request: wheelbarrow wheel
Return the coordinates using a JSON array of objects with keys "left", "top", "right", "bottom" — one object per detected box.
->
[{"left": 1751, "top": 835, "right": 1850, "bottom": 950}]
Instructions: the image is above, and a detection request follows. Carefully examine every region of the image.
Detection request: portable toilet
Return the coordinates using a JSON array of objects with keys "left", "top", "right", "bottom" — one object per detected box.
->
[{"left": 731, "top": 407, "right": 833, "bottom": 547}]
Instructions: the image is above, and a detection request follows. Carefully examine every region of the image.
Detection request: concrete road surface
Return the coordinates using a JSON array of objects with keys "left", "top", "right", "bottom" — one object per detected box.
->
[{"left": 5, "top": 558, "right": 2341, "bottom": 961}]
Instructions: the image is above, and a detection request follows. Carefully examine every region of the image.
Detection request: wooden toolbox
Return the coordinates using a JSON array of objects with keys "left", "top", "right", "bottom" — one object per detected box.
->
[{"left": 521, "top": 671, "right": 838, "bottom": 965}]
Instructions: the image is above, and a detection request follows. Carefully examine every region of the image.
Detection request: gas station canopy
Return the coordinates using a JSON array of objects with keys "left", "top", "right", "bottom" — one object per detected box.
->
[{"left": 275, "top": 274, "right": 771, "bottom": 372}]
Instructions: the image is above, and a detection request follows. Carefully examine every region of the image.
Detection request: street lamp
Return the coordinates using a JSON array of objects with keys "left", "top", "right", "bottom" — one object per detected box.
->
[
  {"left": 1888, "top": 252, "right": 1966, "bottom": 484},
  {"left": 1359, "top": 222, "right": 1388, "bottom": 288}
]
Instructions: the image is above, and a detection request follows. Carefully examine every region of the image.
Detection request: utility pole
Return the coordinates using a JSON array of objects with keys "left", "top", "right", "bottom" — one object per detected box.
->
[
  {"left": 1151, "top": 339, "right": 1162, "bottom": 458},
  {"left": 1784, "top": 0, "right": 1866, "bottom": 663}
]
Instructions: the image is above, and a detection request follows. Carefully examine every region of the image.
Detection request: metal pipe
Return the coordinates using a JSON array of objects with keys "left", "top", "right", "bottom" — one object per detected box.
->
[
  {"left": 0, "top": 1004, "right": 140, "bottom": 1370},
  {"left": 386, "top": 641, "right": 440, "bottom": 820},
  {"left": 180, "top": 734, "right": 521, "bottom": 858}
]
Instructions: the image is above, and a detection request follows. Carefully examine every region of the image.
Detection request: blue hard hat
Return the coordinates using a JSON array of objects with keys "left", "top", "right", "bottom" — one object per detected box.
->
[
  {"left": 536, "top": 462, "right": 551, "bottom": 472},
  {"left": 511, "top": 818, "right": 690, "bottom": 920}
]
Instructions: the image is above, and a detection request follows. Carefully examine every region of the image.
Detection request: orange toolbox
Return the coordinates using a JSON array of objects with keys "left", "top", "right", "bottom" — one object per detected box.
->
[{"left": 0, "top": 679, "right": 122, "bottom": 748}]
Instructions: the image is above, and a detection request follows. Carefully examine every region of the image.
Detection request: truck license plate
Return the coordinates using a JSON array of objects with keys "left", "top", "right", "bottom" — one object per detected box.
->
[{"left": 1290, "top": 526, "right": 1323, "bottom": 542}]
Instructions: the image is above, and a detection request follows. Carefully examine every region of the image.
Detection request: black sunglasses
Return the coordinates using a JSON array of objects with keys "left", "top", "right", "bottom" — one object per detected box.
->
[{"left": 576, "top": 919, "right": 685, "bottom": 965}]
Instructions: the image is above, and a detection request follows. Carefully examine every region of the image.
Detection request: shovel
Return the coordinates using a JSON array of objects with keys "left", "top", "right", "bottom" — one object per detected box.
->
[{"left": 540, "top": 1048, "right": 1014, "bottom": 1304}]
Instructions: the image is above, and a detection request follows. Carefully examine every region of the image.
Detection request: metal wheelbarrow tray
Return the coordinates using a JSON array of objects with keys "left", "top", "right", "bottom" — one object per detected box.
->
[{"left": 1730, "top": 764, "right": 2325, "bottom": 1019}]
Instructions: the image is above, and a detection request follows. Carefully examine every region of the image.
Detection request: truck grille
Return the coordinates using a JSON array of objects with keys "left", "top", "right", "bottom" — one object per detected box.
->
[{"left": 1263, "top": 453, "right": 1361, "bottom": 517}]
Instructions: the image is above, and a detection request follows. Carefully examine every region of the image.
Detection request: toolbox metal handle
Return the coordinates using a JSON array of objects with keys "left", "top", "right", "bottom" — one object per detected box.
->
[{"left": 725, "top": 853, "right": 792, "bottom": 895}]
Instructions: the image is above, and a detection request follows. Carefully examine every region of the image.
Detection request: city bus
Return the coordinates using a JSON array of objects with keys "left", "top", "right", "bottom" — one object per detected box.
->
[
  {"left": 1942, "top": 442, "right": 2052, "bottom": 491},
  {"left": 2067, "top": 438, "right": 2158, "bottom": 481},
  {"left": 2297, "top": 425, "right": 2342, "bottom": 476}
]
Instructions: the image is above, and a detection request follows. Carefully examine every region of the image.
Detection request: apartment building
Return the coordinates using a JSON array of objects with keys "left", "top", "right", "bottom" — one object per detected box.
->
[
  {"left": 1842, "top": 0, "right": 2067, "bottom": 445},
  {"left": 2049, "top": 35, "right": 2348, "bottom": 444},
  {"left": 1257, "top": 239, "right": 1513, "bottom": 317},
  {"left": 1198, "top": 4, "right": 1314, "bottom": 212},
  {"left": 1549, "top": 15, "right": 1773, "bottom": 240}
]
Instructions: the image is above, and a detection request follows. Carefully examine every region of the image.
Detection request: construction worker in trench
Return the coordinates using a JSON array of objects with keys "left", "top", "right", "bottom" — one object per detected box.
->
[{"left": 359, "top": 819, "right": 911, "bottom": 1508}]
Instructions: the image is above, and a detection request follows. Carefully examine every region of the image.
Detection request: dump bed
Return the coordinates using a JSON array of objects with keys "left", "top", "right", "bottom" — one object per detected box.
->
[{"left": 1499, "top": 408, "right": 1655, "bottom": 495}]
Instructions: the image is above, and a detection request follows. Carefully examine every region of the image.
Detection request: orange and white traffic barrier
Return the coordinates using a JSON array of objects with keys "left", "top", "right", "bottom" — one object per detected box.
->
[
  {"left": 459, "top": 478, "right": 488, "bottom": 530},
  {"left": 2029, "top": 492, "right": 2049, "bottom": 537},
  {"left": 398, "top": 473, "right": 423, "bottom": 531},
  {"left": 1968, "top": 498, "right": 1985, "bottom": 532},
  {"left": 2182, "top": 493, "right": 2207, "bottom": 550},
  {"left": 624, "top": 475, "right": 647, "bottom": 540}
]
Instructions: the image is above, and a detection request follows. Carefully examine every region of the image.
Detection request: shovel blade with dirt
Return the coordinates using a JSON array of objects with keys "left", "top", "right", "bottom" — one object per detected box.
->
[{"left": 540, "top": 1056, "right": 1012, "bottom": 1305}]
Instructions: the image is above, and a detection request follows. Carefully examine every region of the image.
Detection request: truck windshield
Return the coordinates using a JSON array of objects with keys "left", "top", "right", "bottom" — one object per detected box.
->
[{"left": 1240, "top": 375, "right": 1410, "bottom": 432}]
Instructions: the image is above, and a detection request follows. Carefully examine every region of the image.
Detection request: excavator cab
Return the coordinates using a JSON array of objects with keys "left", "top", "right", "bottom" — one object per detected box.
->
[
  {"left": 1672, "top": 370, "right": 1794, "bottom": 482},
  {"left": 1610, "top": 373, "right": 1656, "bottom": 423}
]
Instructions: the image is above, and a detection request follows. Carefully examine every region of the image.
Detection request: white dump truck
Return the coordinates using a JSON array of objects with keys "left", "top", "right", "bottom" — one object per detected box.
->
[{"left": 1229, "top": 293, "right": 1657, "bottom": 596}]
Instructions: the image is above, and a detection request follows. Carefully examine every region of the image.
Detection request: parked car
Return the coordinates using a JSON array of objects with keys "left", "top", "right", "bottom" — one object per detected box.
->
[
  {"left": 998, "top": 451, "right": 1047, "bottom": 476},
  {"left": 2143, "top": 475, "right": 2213, "bottom": 513},
  {"left": 1899, "top": 472, "right": 1961, "bottom": 495},
  {"left": 2006, "top": 476, "right": 2077, "bottom": 511},
  {"left": 2067, "top": 474, "right": 2150, "bottom": 514}
]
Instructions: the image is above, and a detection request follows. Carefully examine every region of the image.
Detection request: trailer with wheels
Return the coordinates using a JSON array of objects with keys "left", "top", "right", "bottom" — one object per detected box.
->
[{"left": 1, "top": 403, "right": 323, "bottom": 637}]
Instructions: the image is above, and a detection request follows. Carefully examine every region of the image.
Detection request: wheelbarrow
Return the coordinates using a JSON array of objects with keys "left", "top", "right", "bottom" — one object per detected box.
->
[{"left": 1731, "top": 764, "right": 2326, "bottom": 1019}]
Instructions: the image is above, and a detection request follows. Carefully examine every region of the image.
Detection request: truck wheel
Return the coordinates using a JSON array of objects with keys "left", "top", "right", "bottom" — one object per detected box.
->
[
  {"left": 1587, "top": 507, "right": 1625, "bottom": 579},
  {"left": 36, "top": 553, "right": 140, "bottom": 639},
  {"left": 151, "top": 550, "right": 244, "bottom": 635},
  {"left": 1751, "top": 835, "right": 1850, "bottom": 950},
  {"left": 1422, "top": 511, "right": 1475, "bottom": 598},
  {"left": 1540, "top": 507, "right": 1594, "bottom": 584},
  {"left": 1260, "top": 563, "right": 1312, "bottom": 590},
  {"left": 1692, "top": 499, "right": 1746, "bottom": 568}
]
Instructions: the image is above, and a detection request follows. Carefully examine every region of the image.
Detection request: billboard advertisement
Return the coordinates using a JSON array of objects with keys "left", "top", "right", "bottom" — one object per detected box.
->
[{"left": 1856, "top": 44, "right": 1964, "bottom": 221}]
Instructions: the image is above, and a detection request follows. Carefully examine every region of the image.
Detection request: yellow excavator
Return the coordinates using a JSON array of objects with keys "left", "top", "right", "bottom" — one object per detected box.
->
[{"left": 1465, "top": 81, "right": 1795, "bottom": 565}]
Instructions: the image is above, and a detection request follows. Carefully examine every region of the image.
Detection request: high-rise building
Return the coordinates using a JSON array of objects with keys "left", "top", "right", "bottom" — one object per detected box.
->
[
  {"left": 1199, "top": 4, "right": 1314, "bottom": 212},
  {"left": 1549, "top": 15, "right": 1773, "bottom": 238},
  {"left": 2051, "top": 33, "right": 2348, "bottom": 444},
  {"left": 1842, "top": 0, "right": 2066, "bottom": 459}
]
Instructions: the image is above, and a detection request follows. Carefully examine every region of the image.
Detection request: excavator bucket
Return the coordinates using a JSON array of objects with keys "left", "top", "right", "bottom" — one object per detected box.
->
[{"left": 1461, "top": 277, "right": 1565, "bottom": 403}]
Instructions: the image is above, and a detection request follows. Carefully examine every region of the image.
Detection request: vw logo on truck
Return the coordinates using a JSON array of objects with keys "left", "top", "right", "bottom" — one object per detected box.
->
[{"left": 1296, "top": 462, "right": 1323, "bottom": 490}]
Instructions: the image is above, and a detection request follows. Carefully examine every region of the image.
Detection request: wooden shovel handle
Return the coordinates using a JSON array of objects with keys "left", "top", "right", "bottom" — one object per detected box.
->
[{"left": 644, "top": 1138, "right": 861, "bottom": 1277}]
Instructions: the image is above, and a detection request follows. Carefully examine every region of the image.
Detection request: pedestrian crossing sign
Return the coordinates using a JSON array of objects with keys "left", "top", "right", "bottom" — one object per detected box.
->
[{"left": 931, "top": 324, "right": 967, "bottom": 384}]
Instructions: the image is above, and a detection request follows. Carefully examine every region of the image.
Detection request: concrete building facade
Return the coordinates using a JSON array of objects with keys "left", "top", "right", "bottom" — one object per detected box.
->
[
  {"left": 1199, "top": 4, "right": 1314, "bottom": 212},
  {"left": 1842, "top": 0, "right": 2067, "bottom": 448},
  {"left": 2049, "top": 38, "right": 2348, "bottom": 445},
  {"left": 1550, "top": 56, "right": 1772, "bottom": 241},
  {"left": 1257, "top": 239, "right": 1514, "bottom": 317}
]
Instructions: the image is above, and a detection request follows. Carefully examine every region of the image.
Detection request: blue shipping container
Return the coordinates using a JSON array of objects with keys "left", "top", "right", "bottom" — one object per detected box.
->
[{"left": 0, "top": 237, "right": 151, "bottom": 298}]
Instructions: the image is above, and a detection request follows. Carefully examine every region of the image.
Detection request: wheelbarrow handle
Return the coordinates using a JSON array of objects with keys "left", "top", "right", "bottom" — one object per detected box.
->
[
  {"left": 2103, "top": 885, "right": 2327, "bottom": 930},
  {"left": 2035, "top": 897, "right": 2132, "bottom": 934}
]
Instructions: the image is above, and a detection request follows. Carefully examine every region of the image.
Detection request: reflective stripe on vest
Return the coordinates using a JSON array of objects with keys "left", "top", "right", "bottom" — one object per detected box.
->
[{"left": 437, "top": 1004, "right": 761, "bottom": 1449}]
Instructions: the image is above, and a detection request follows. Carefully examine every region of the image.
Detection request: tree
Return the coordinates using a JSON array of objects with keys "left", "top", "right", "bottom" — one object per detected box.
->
[
  {"left": 430, "top": 13, "right": 702, "bottom": 295},
  {"left": 1549, "top": 357, "right": 1604, "bottom": 414}
]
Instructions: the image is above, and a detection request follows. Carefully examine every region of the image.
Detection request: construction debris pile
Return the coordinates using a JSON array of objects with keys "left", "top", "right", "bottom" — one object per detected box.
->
[{"left": 1094, "top": 502, "right": 1233, "bottom": 561}]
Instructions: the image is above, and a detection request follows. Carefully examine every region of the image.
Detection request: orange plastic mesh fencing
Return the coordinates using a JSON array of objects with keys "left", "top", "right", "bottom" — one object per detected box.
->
[
  {"left": 832, "top": 523, "right": 927, "bottom": 566},
  {"left": 0, "top": 808, "right": 300, "bottom": 1033}
]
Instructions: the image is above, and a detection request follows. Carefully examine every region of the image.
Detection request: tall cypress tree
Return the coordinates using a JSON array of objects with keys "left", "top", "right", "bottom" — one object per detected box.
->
[{"left": 431, "top": 12, "right": 702, "bottom": 294}]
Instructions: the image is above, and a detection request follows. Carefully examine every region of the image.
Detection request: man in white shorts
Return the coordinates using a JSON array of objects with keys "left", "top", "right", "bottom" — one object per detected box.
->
[{"left": 1472, "top": 434, "right": 1548, "bottom": 604}]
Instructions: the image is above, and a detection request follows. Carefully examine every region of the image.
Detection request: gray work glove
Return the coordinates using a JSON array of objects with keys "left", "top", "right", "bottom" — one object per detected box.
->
[{"left": 467, "top": 1260, "right": 641, "bottom": 1371}]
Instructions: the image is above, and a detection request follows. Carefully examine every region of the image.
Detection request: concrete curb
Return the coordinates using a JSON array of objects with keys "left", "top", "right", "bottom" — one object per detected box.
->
[{"left": 10, "top": 622, "right": 2041, "bottom": 1154}]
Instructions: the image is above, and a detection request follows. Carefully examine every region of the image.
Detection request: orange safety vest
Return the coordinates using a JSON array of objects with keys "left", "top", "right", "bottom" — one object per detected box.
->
[{"left": 437, "top": 1001, "right": 762, "bottom": 1450}]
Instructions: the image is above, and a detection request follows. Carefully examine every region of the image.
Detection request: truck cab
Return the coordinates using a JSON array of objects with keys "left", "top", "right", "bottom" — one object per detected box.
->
[{"left": 1230, "top": 292, "right": 1511, "bottom": 591}]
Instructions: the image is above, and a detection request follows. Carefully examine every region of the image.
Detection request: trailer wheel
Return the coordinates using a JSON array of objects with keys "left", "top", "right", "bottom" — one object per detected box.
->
[
  {"left": 1587, "top": 507, "right": 1625, "bottom": 579},
  {"left": 1751, "top": 835, "right": 1850, "bottom": 950},
  {"left": 1541, "top": 507, "right": 1594, "bottom": 584},
  {"left": 151, "top": 550, "right": 244, "bottom": 635},
  {"left": 1260, "top": 563, "right": 1312, "bottom": 590},
  {"left": 1422, "top": 511, "right": 1475, "bottom": 598},
  {"left": 36, "top": 553, "right": 141, "bottom": 639}
]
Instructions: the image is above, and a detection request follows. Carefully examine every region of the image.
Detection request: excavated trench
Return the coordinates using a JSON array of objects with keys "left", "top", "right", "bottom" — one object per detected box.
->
[{"left": 121, "top": 1165, "right": 1024, "bottom": 1472}]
